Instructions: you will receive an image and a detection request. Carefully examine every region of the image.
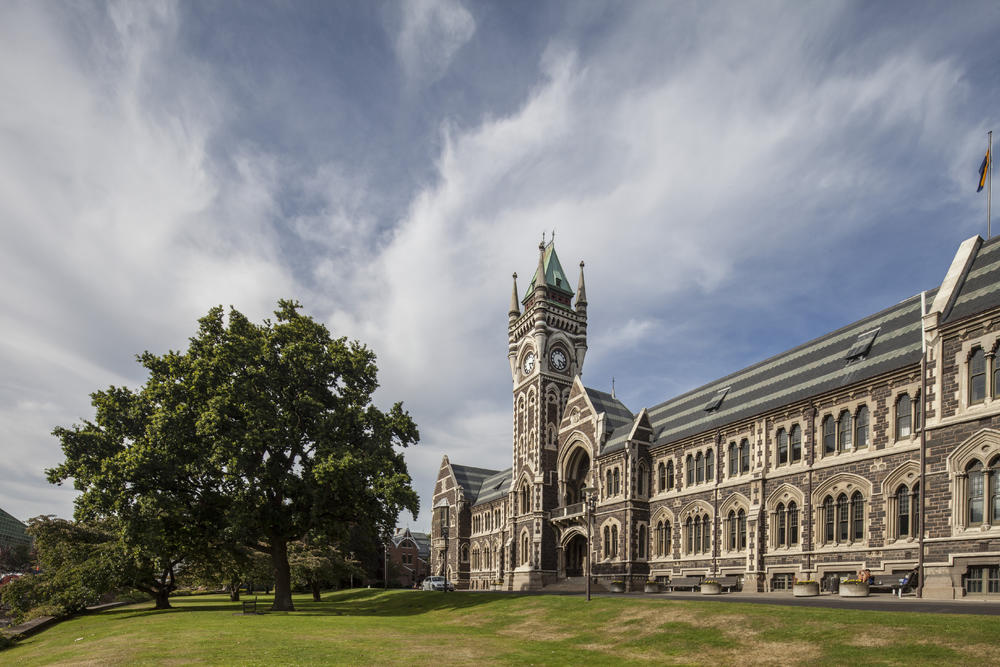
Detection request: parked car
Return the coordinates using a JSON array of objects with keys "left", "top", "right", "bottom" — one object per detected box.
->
[{"left": 421, "top": 576, "right": 454, "bottom": 591}]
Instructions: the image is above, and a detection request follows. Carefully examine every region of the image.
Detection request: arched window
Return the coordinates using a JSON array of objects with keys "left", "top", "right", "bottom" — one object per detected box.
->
[
  {"left": 823, "top": 496, "right": 834, "bottom": 543},
  {"left": 685, "top": 517, "right": 693, "bottom": 553},
  {"left": 520, "top": 483, "right": 530, "bottom": 514},
  {"left": 637, "top": 463, "right": 647, "bottom": 497},
  {"left": 777, "top": 502, "right": 787, "bottom": 546},
  {"left": 788, "top": 501, "right": 798, "bottom": 545},
  {"left": 638, "top": 524, "right": 647, "bottom": 558},
  {"left": 737, "top": 508, "right": 747, "bottom": 549},
  {"left": 686, "top": 455, "right": 694, "bottom": 485},
  {"left": 702, "top": 514, "right": 711, "bottom": 553},
  {"left": 855, "top": 405, "right": 870, "bottom": 448},
  {"left": 461, "top": 544, "right": 469, "bottom": 562},
  {"left": 777, "top": 428, "right": 788, "bottom": 466},
  {"left": 606, "top": 469, "right": 613, "bottom": 497},
  {"left": 613, "top": 468, "right": 621, "bottom": 495},
  {"left": 706, "top": 449, "right": 714, "bottom": 481},
  {"left": 727, "top": 509, "right": 737, "bottom": 550},
  {"left": 693, "top": 516, "right": 701, "bottom": 554},
  {"left": 665, "top": 522, "right": 672, "bottom": 555},
  {"left": 739, "top": 439, "right": 750, "bottom": 473},
  {"left": 971, "top": 347, "right": 987, "bottom": 404},
  {"left": 728, "top": 441, "right": 738, "bottom": 476},
  {"left": 521, "top": 533, "right": 529, "bottom": 566},
  {"left": 851, "top": 491, "right": 864, "bottom": 541},
  {"left": 666, "top": 460, "right": 674, "bottom": 490},
  {"left": 837, "top": 493, "right": 849, "bottom": 542},
  {"left": 823, "top": 415, "right": 835, "bottom": 455},
  {"left": 790, "top": 424, "right": 802, "bottom": 463},
  {"left": 604, "top": 526, "right": 611, "bottom": 558},
  {"left": 896, "top": 394, "right": 912, "bottom": 439},
  {"left": 656, "top": 520, "right": 665, "bottom": 556},
  {"left": 695, "top": 452, "right": 704, "bottom": 484},
  {"left": 992, "top": 456, "right": 1000, "bottom": 524},
  {"left": 968, "top": 460, "right": 985, "bottom": 525},
  {"left": 658, "top": 462, "right": 666, "bottom": 492},
  {"left": 611, "top": 525, "right": 619, "bottom": 557},
  {"left": 837, "top": 410, "right": 852, "bottom": 452},
  {"left": 897, "top": 484, "right": 910, "bottom": 537}
]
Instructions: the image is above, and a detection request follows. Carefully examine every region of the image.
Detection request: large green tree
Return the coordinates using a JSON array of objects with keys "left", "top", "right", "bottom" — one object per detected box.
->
[{"left": 190, "top": 300, "right": 419, "bottom": 610}]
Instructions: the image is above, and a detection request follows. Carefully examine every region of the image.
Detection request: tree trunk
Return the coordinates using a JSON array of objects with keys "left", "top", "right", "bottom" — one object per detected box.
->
[
  {"left": 270, "top": 538, "right": 295, "bottom": 611},
  {"left": 229, "top": 580, "right": 241, "bottom": 602},
  {"left": 311, "top": 580, "right": 321, "bottom": 602},
  {"left": 153, "top": 589, "right": 171, "bottom": 610}
]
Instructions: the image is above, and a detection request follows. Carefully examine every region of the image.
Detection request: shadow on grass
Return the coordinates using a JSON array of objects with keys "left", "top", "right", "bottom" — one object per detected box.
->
[{"left": 100, "top": 589, "right": 536, "bottom": 620}]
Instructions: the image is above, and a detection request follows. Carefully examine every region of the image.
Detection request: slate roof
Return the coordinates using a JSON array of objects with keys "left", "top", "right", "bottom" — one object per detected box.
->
[
  {"left": 474, "top": 468, "right": 512, "bottom": 504},
  {"left": 524, "top": 241, "right": 575, "bottom": 300},
  {"left": 645, "top": 286, "right": 939, "bottom": 447},
  {"left": 944, "top": 235, "right": 1000, "bottom": 324},
  {"left": 450, "top": 464, "right": 502, "bottom": 502},
  {"left": 0, "top": 507, "right": 30, "bottom": 550}
]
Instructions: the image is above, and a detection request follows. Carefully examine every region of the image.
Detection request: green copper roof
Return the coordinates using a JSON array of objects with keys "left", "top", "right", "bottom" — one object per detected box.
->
[{"left": 524, "top": 242, "right": 575, "bottom": 300}]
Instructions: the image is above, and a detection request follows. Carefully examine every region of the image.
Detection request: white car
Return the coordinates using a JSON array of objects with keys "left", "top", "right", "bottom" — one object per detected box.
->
[{"left": 421, "top": 576, "right": 454, "bottom": 591}]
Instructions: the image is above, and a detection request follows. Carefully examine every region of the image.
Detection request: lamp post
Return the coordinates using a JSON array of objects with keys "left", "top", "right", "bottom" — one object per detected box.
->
[{"left": 582, "top": 486, "right": 596, "bottom": 602}]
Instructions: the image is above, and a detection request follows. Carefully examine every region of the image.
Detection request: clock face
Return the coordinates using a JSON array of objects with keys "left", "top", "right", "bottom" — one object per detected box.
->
[
  {"left": 550, "top": 349, "right": 568, "bottom": 371},
  {"left": 522, "top": 352, "right": 535, "bottom": 374}
]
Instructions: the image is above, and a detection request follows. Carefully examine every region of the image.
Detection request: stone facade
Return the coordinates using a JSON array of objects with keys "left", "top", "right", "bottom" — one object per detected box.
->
[{"left": 431, "top": 235, "right": 1000, "bottom": 599}]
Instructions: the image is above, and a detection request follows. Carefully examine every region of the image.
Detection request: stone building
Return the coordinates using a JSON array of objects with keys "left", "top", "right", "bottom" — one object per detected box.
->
[
  {"left": 431, "top": 235, "right": 1000, "bottom": 598},
  {"left": 385, "top": 527, "right": 430, "bottom": 588}
]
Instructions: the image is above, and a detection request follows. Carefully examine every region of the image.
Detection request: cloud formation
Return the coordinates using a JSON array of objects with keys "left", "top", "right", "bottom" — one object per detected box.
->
[{"left": 1, "top": 1, "right": 998, "bottom": 533}]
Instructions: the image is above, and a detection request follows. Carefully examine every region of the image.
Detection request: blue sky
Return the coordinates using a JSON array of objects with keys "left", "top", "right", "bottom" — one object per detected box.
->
[{"left": 1, "top": 0, "right": 998, "bottom": 532}]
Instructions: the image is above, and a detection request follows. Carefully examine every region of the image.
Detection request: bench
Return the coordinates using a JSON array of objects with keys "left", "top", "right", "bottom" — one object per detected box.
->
[
  {"left": 716, "top": 575, "right": 742, "bottom": 592},
  {"left": 869, "top": 572, "right": 918, "bottom": 596},
  {"left": 666, "top": 576, "right": 702, "bottom": 591}
]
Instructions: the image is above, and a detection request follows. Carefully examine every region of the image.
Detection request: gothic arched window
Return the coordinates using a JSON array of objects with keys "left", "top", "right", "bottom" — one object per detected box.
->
[
  {"left": 695, "top": 452, "right": 704, "bottom": 484},
  {"left": 728, "top": 441, "right": 738, "bottom": 476},
  {"left": 971, "top": 347, "right": 987, "bottom": 404},
  {"left": 738, "top": 508, "right": 747, "bottom": 550},
  {"left": 855, "top": 405, "right": 870, "bottom": 448},
  {"left": 701, "top": 514, "right": 711, "bottom": 553},
  {"left": 851, "top": 491, "right": 865, "bottom": 541},
  {"left": 838, "top": 410, "right": 852, "bottom": 452},
  {"left": 896, "top": 394, "right": 912, "bottom": 439},
  {"left": 777, "top": 428, "right": 788, "bottom": 466},
  {"left": 706, "top": 448, "right": 714, "bottom": 481},
  {"left": 968, "top": 460, "right": 985, "bottom": 525},
  {"left": 613, "top": 468, "right": 621, "bottom": 495},
  {"left": 823, "top": 495, "right": 834, "bottom": 543},
  {"left": 686, "top": 455, "right": 694, "bottom": 485},
  {"left": 823, "top": 415, "right": 835, "bottom": 455},
  {"left": 666, "top": 460, "right": 674, "bottom": 490},
  {"left": 658, "top": 462, "right": 666, "bottom": 492},
  {"left": 790, "top": 424, "right": 802, "bottom": 463},
  {"left": 638, "top": 524, "right": 647, "bottom": 558},
  {"left": 739, "top": 439, "right": 750, "bottom": 473}
]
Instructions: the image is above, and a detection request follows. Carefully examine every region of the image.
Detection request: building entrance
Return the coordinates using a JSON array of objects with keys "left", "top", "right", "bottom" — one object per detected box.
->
[{"left": 565, "top": 534, "right": 587, "bottom": 577}]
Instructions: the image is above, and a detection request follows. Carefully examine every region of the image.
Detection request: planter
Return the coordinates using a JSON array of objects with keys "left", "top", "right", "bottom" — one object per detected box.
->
[
  {"left": 793, "top": 582, "right": 820, "bottom": 597},
  {"left": 700, "top": 582, "right": 722, "bottom": 595},
  {"left": 644, "top": 582, "right": 662, "bottom": 593},
  {"left": 609, "top": 581, "right": 626, "bottom": 593},
  {"left": 839, "top": 581, "right": 870, "bottom": 598}
]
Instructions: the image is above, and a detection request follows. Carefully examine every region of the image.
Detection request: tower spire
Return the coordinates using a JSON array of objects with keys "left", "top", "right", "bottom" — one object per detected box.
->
[
  {"left": 576, "top": 260, "right": 587, "bottom": 311},
  {"left": 533, "top": 240, "right": 546, "bottom": 295},
  {"left": 509, "top": 272, "right": 520, "bottom": 320}
]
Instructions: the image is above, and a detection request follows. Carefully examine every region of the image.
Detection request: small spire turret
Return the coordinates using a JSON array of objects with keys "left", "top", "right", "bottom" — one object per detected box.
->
[
  {"left": 509, "top": 273, "right": 520, "bottom": 320},
  {"left": 575, "top": 260, "right": 587, "bottom": 312}
]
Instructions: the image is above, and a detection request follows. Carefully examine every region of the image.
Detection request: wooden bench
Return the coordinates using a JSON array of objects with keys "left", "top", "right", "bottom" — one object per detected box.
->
[
  {"left": 869, "top": 572, "right": 918, "bottom": 596},
  {"left": 666, "top": 576, "right": 702, "bottom": 591},
  {"left": 716, "top": 575, "right": 742, "bottom": 592}
]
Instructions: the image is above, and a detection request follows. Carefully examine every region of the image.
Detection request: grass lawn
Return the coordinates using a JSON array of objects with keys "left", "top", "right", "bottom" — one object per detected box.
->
[{"left": 2, "top": 589, "right": 999, "bottom": 665}]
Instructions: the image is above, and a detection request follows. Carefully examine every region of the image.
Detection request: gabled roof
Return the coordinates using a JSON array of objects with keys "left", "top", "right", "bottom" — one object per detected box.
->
[
  {"left": 524, "top": 241, "right": 575, "bottom": 300},
  {"left": 943, "top": 235, "right": 1000, "bottom": 324},
  {"left": 0, "top": 507, "right": 30, "bottom": 550},
  {"left": 451, "top": 464, "right": 502, "bottom": 501},
  {"left": 583, "top": 386, "right": 635, "bottom": 453},
  {"left": 474, "top": 468, "right": 512, "bottom": 505},
  {"left": 411, "top": 532, "right": 431, "bottom": 559},
  {"left": 647, "top": 286, "right": 934, "bottom": 446}
]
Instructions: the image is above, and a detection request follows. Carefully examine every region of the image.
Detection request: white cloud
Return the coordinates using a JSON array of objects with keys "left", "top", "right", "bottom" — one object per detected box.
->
[{"left": 393, "top": 0, "right": 475, "bottom": 89}]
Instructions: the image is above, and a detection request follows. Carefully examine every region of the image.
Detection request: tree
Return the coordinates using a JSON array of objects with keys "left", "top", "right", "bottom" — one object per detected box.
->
[
  {"left": 48, "top": 344, "right": 230, "bottom": 609},
  {"left": 0, "top": 517, "right": 124, "bottom": 622},
  {"left": 190, "top": 300, "right": 419, "bottom": 610},
  {"left": 0, "top": 542, "right": 33, "bottom": 573},
  {"left": 288, "top": 537, "right": 360, "bottom": 601}
]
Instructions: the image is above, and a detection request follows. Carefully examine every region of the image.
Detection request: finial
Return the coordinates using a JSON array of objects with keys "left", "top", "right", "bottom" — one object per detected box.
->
[
  {"left": 611, "top": 376, "right": 616, "bottom": 398},
  {"left": 575, "top": 260, "right": 588, "bottom": 309},
  {"left": 551, "top": 229, "right": 556, "bottom": 243},
  {"left": 509, "top": 272, "right": 520, "bottom": 319}
]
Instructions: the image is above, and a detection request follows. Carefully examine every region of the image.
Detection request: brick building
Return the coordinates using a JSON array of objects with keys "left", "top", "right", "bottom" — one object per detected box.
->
[
  {"left": 432, "top": 235, "right": 1000, "bottom": 598},
  {"left": 385, "top": 527, "right": 430, "bottom": 588}
]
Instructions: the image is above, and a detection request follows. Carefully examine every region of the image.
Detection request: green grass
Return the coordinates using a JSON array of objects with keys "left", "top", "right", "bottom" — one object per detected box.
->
[{"left": 2, "top": 590, "right": 999, "bottom": 665}]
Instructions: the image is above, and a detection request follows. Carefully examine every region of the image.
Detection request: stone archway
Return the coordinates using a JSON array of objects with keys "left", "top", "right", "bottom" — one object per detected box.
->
[
  {"left": 565, "top": 533, "right": 587, "bottom": 577},
  {"left": 563, "top": 446, "right": 591, "bottom": 505}
]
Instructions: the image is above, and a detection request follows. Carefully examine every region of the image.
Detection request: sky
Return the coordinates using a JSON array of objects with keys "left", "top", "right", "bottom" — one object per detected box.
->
[{"left": 1, "top": 0, "right": 998, "bottom": 533}]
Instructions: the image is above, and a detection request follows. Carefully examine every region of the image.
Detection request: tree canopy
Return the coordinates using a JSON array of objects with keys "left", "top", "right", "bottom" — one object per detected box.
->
[{"left": 48, "top": 300, "right": 419, "bottom": 611}]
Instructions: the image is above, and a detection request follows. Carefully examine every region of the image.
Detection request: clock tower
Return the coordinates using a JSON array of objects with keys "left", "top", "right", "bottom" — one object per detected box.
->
[{"left": 506, "top": 238, "right": 588, "bottom": 589}]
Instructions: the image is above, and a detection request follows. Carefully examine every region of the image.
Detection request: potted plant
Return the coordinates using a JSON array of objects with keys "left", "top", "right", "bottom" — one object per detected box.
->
[
  {"left": 792, "top": 579, "right": 820, "bottom": 597},
  {"left": 644, "top": 579, "right": 661, "bottom": 593},
  {"left": 700, "top": 579, "right": 722, "bottom": 595},
  {"left": 838, "top": 579, "right": 870, "bottom": 597},
  {"left": 609, "top": 580, "right": 626, "bottom": 593}
]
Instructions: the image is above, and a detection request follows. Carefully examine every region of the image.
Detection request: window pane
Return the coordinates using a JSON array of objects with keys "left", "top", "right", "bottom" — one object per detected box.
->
[
  {"left": 789, "top": 502, "right": 798, "bottom": 544},
  {"left": 824, "top": 497, "right": 834, "bottom": 542},
  {"left": 702, "top": 515, "right": 711, "bottom": 553},
  {"left": 971, "top": 348, "right": 986, "bottom": 403},
  {"left": 913, "top": 483, "right": 920, "bottom": 535},
  {"left": 740, "top": 440, "right": 750, "bottom": 472},
  {"left": 777, "top": 503, "right": 786, "bottom": 546},
  {"left": 658, "top": 463, "right": 665, "bottom": 491},
  {"left": 823, "top": 417, "right": 835, "bottom": 454},
  {"left": 696, "top": 452, "right": 704, "bottom": 483},
  {"left": 694, "top": 517, "right": 701, "bottom": 553},
  {"left": 838, "top": 411, "right": 852, "bottom": 451},
  {"left": 897, "top": 485, "right": 909, "bottom": 537},
  {"left": 790, "top": 425, "right": 802, "bottom": 462},
  {"left": 667, "top": 461, "right": 674, "bottom": 489},
  {"left": 969, "top": 463, "right": 984, "bottom": 524},
  {"left": 855, "top": 406, "right": 869, "bottom": 448},
  {"left": 897, "top": 394, "right": 912, "bottom": 438},
  {"left": 777, "top": 429, "right": 788, "bottom": 465},
  {"left": 729, "top": 443, "right": 737, "bottom": 476},
  {"left": 686, "top": 456, "right": 694, "bottom": 485},
  {"left": 852, "top": 492, "right": 864, "bottom": 541},
  {"left": 706, "top": 449, "right": 714, "bottom": 480},
  {"left": 738, "top": 510, "right": 747, "bottom": 549},
  {"left": 838, "top": 494, "right": 848, "bottom": 542}
]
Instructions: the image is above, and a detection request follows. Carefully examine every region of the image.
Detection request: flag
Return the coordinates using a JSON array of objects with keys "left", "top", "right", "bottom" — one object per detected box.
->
[{"left": 979, "top": 148, "right": 991, "bottom": 192}]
